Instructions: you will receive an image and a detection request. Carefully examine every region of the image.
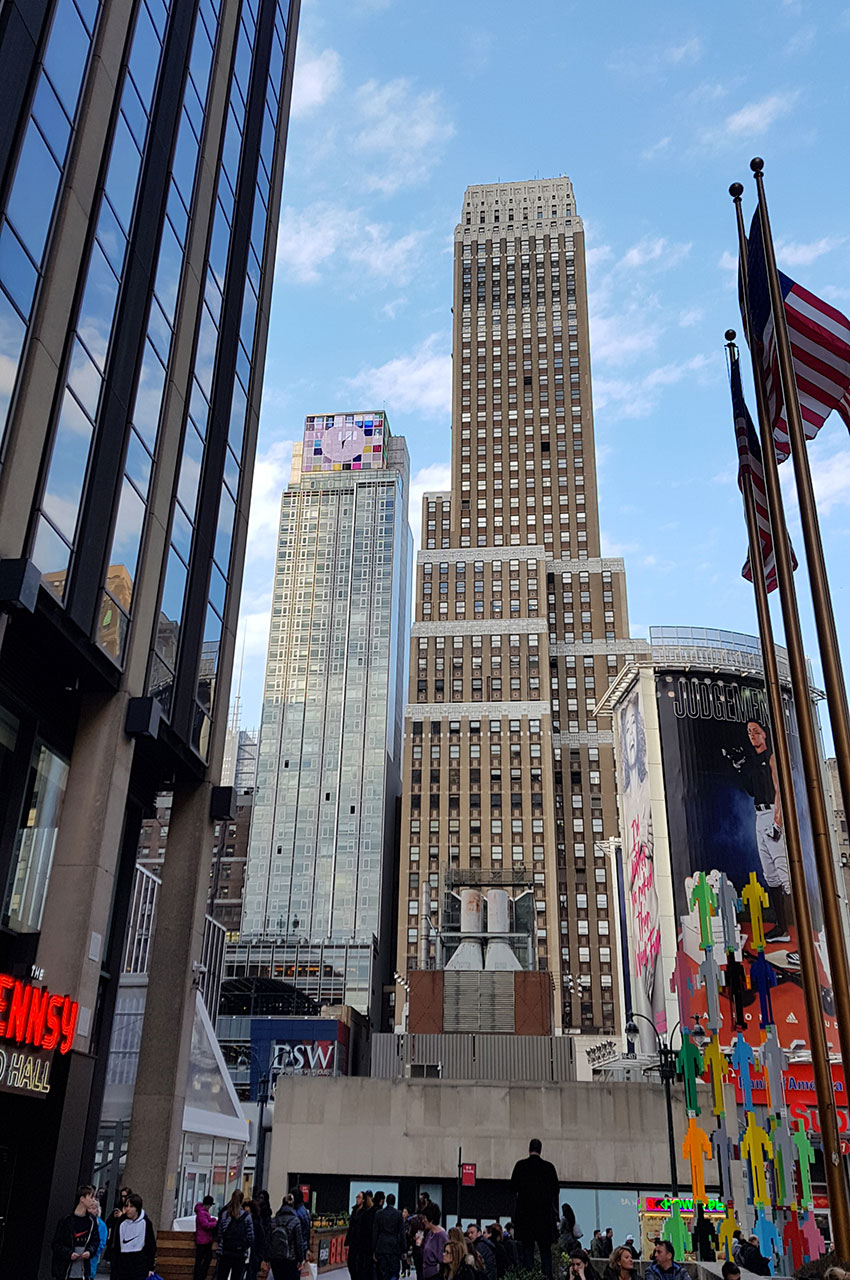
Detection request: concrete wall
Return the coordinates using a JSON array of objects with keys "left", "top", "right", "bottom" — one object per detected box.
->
[{"left": 268, "top": 1076, "right": 696, "bottom": 1189}]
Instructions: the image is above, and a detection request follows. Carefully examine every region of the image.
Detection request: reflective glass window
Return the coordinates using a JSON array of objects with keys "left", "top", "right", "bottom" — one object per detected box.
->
[
  {"left": 43, "top": 0, "right": 90, "bottom": 117},
  {"left": 3, "top": 743, "right": 69, "bottom": 934},
  {"left": 6, "top": 120, "right": 61, "bottom": 264},
  {"left": 0, "top": 224, "right": 37, "bottom": 317}
]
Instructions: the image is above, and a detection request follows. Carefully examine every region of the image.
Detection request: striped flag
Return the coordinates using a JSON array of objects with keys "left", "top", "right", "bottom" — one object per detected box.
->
[
  {"left": 745, "top": 207, "right": 850, "bottom": 462},
  {"left": 731, "top": 351, "right": 797, "bottom": 593}
]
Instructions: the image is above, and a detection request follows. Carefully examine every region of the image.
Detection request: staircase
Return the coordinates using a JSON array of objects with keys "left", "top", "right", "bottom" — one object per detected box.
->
[{"left": 155, "top": 1230, "right": 196, "bottom": 1279}]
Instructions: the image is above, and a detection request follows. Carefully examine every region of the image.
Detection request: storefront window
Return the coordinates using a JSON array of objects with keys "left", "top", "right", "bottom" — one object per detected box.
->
[{"left": 3, "top": 740, "right": 69, "bottom": 933}]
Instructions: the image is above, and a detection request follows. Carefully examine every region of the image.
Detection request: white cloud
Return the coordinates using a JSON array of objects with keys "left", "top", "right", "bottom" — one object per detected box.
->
[
  {"left": 641, "top": 136, "right": 672, "bottom": 161},
  {"left": 703, "top": 91, "right": 801, "bottom": 147},
  {"left": 276, "top": 202, "right": 425, "bottom": 286},
  {"left": 775, "top": 235, "right": 845, "bottom": 267},
  {"left": 806, "top": 443, "right": 850, "bottom": 517},
  {"left": 244, "top": 439, "right": 295, "bottom": 563},
  {"left": 619, "top": 237, "right": 692, "bottom": 271},
  {"left": 679, "top": 307, "right": 703, "bottom": 327},
  {"left": 719, "top": 250, "right": 738, "bottom": 273},
  {"left": 784, "top": 26, "right": 816, "bottom": 56},
  {"left": 594, "top": 354, "right": 716, "bottom": 418},
  {"left": 589, "top": 309, "right": 662, "bottom": 367},
  {"left": 291, "top": 48, "right": 342, "bottom": 118},
  {"left": 666, "top": 37, "right": 703, "bottom": 65},
  {"left": 346, "top": 334, "right": 451, "bottom": 418},
  {"left": 408, "top": 462, "right": 452, "bottom": 546},
  {"left": 608, "top": 36, "right": 703, "bottom": 79},
  {"left": 352, "top": 78, "right": 454, "bottom": 193}
]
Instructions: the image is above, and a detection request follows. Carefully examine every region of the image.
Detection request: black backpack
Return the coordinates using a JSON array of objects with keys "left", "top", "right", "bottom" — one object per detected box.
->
[
  {"left": 269, "top": 1214, "right": 297, "bottom": 1261},
  {"left": 223, "top": 1211, "right": 250, "bottom": 1252}
]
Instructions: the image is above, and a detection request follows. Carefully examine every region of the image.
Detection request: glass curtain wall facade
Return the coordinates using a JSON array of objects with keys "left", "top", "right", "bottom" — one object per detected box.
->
[
  {"left": 232, "top": 417, "right": 411, "bottom": 1024},
  {"left": 395, "top": 181, "right": 639, "bottom": 1046},
  {"left": 0, "top": 0, "right": 299, "bottom": 1268}
]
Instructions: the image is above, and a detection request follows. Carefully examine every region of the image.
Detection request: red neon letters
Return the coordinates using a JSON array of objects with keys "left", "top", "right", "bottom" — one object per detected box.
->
[{"left": 0, "top": 974, "right": 79, "bottom": 1055}]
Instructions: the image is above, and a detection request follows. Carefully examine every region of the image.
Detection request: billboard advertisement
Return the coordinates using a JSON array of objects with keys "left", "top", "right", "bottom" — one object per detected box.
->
[
  {"left": 654, "top": 669, "right": 836, "bottom": 1053},
  {"left": 616, "top": 683, "right": 668, "bottom": 1053}
]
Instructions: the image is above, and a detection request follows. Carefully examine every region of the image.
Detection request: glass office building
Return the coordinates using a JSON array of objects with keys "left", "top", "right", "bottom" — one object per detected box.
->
[
  {"left": 0, "top": 0, "right": 300, "bottom": 1267},
  {"left": 233, "top": 415, "right": 411, "bottom": 1025}
]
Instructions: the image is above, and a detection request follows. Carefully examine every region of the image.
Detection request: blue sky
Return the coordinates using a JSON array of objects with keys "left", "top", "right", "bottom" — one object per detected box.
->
[{"left": 235, "top": 0, "right": 850, "bottom": 742}]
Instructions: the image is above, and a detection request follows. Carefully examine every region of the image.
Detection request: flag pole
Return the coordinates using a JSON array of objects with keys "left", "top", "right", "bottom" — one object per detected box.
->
[
  {"left": 726, "top": 328, "right": 849, "bottom": 1250},
  {"left": 748, "top": 158, "right": 850, "bottom": 1048},
  {"left": 749, "top": 157, "right": 850, "bottom": 830},
  {"left": 731, "top": 184, "right": 850, "bottom": 1255}
]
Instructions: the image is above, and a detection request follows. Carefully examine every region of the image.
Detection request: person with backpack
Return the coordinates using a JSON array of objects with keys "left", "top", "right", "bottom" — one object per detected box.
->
[
  {"left": 51, "top": 1185, "right": 101, "bottom": 1279},
  {"left": 217, "top": 1189, "right": 255, "bottom": 1280},
  {"left": 266, "top": 1193, "right": 305, "bottom": 1280}
]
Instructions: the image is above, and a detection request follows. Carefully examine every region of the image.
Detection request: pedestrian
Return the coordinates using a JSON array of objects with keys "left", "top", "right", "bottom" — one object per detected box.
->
[
  {"left": 508, "top": 1138, "right": 559, "bottom": 1278},
  {"left": 217, "top": 1189, "right": 255, "bottom": 1280},
  {"left": 558, "top": 1205, "right": 583, "bottom": 1257},
  {"left": 466, "top": 1225, "right": 497, "bottom": 1280},
  {"left": 567, "top": 1249, "right": 593, "bottom": 1280},
  {"left": 738, "top": 1236, "right": 770, "bottom": 1277},
  {"left": 107, "top": 1187, "right": 133, "bottom": 1258},
  {"left": 731, "top": 1231, "right": 743, "bottom": 1265},
  {"left": 484, "top": 1225, "right": 509, "bottom": 1278},
  {"left": 374, "top": 1193, "right": 407, "bottom": 1280},
  {"left": 645, "top": 1239, "right": 688, "bottom": 1280},
  {"left": 590, "top": 1232, "right": 605, "bottom": 1259},
  {"left": 360, "top": 1191, "right": 378, "bottom": 1280},
  {"left": 266, "top": 1193, "right": 306, "bottom": 1280},
  {"left": 721, "top": 1264, "right": 741, "bottom": 1280},
  {"left": 248, "top": 1197, "right": 269, "bottom": 1280},
  {"left": 91, "top": 1198, "right": 108, "bottom": 1276},
  {"left": 620, "top": 1237, "right": 639, "bottom": 1261},
  {"left": 601, "top": 1230, "right": 613, "bottom": 1258},
  {"left": 442, "top": 1240, "right": 479, "bottom": 1280},
  {"left": 346, "top": 1194, "right": 366, "bottom": 1280},
  {"left": 110, "top": 1193, "right": 157, "bottom": 1280},
  {"left": 51, "top": 1185, "right": 102, "bottom": 1280},
  {"left": 194, "top": 1195, "right": 218, "bottom": 1280},
  {"left": 406, "top": 1197, "right": 430, "bottom": 1280},
  {"left": 291, "top": 1187, "right": 311, "bottom": 1259},
  {"left": 692, "top": 1206, "right": 717, "bottom": 1262},
  {"left": 603, "top": 1245, "right": 635, "bottom": 1280},
  {"left": 501, "top": 1224, "right": 519, "bottom": 1271},
  {"left": 421, "top": 1204, "right": 448, "bottom": 1280}
]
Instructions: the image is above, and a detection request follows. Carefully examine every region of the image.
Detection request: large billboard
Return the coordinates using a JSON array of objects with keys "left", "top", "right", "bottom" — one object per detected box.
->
[{"left": 653, "top": 669, "right": 836, "bottom": 1053}]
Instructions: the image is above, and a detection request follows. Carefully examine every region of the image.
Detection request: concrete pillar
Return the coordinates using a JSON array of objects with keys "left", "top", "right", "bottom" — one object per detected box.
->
[
  {"left": 36, "top": 690, "right": 135, "bottom": 1047},
  {"left": 123, "top": 777, "right": 214, "bottom": 1227}
]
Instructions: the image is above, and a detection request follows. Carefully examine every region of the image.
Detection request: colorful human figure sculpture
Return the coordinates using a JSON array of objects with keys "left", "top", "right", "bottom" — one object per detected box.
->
[
  {"left": 718, "top": 1205, "right": 739, "bottom": 1262},
  {"left": 690, "top": 872, "right": 718, "bottom": 949},
  {"left": 771, "top": 1117, "right": 797, "bottom": 1208},
  {"left": 750, "top": 952, "right": 778, "bottom": 1028},
  {"left": 782, "top": 1209, "right": 806, "bottom": 1270},
  {"left": 717, "top": 873, "right": 741, "bottom": 952},
  {"left": 800, "top": 1210, "right": 826, "bottom": 1261},
  {"left": 661, "top": 1201, "right": 692, "bottom": 1259},
  {"left": 682, "top": 1115, "right": 712, "bottom": 1203},
  {"left": 760, "top": 1028, "right": 787, "bottom": 1113},
  {"left": 792, "top": 1121, "right": 816, "bottom": 1208},
  {"left": 731, "top": 1033, "right": 757, "bottom": 1111},
  {"left": 698, "top": 949, "right": 724, "bottom": 1032},
  {"left": 711, "top": 1117, "right": 735, "bottom": 1200},
  {"left": 742, "top": 873, "right": 770, "bottom": 951},
  {"left": 754, "top": 1209, "right": 780, "bottom": 1276},
  {"left": 670, "top": 948, "right": 695, "bottom": 1024},
  {"left": 677, "top": 1030, "right": 704, "bottom": 1114},
  {"left": 702, "top": 1035, "right": 729, "bottom": 1116},
  {"left": 741, "top": 1112, "right": 774, "bottom": 1207},
  {"left": 724, "top": 951, "right": 748, "bottom": 1028}
]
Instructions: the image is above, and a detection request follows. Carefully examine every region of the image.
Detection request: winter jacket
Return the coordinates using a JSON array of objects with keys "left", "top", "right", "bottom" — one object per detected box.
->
[
  {"left": 374, "top": 1206, "right": 407, "bottom": 1258},
  {"left": 471, "top": 1237, "right": 498, "bottom": 1280},
  {"left": 110, "top": 1214, "right": 157, "bottom": 1280},
  {"left": 92, "top": 1218, "right": 108, "bottom": 1273},
  {"left": 645, "top": 1261, "right": 690, "bottom": 1280},
  {"left": 296, "top": 1202, "right": 311, "bottom": 1252},
  {"left": 51, "top": 1211, "right": 101, "bottom": 1280},
  {"left": 195, "top": 1203, "right": 219, "bottom": 1247},
  {"left": 218, "top": 1207, "right": 255, "bottom": 1255},
  {"left": 509, "top": 1154, "right": 560, "bottom": 1244},
  {"left": 267, "top": 1206, "right": 306, "bottom": 1264}
]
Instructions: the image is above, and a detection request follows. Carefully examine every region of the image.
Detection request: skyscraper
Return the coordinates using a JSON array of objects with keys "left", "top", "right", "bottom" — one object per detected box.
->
[
  {"left": 395, "top": 179, "right": 638, "bottom": 1045},
  {"left": 0, "top": 0, "right": 299, "bottom": 1263},
  {"left": 230, "top": 411, "right": 411, "bottom": 1023}
]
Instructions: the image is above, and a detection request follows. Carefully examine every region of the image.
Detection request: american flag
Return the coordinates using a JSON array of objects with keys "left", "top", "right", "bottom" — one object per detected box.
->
[
  {"left": 731, "top": 351, "right": 797, "bottom": 593},
  {"left": 745, "top": 207, "right": 850, "bottom": 462}
]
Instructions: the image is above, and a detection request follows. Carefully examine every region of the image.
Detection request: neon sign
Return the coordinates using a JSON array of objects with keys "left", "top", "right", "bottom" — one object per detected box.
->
[
  {"left": 643, "top": 1196, "right": 726, "bottom": 1215},
  {"left": 0, "top": 974, "right": 79, "bottom": 1055}
]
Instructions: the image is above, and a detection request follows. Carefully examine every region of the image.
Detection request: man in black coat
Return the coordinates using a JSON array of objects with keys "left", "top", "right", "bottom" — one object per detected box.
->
[
  {"left": 509, "top": 1138, "right": 559, "bottom": 1278},
  {"left": 374, "top": 1193, "right": 407, "bottom": 1280},
  {"left": 51, "top": 1185, "right": 101, "bottom": 1280}
]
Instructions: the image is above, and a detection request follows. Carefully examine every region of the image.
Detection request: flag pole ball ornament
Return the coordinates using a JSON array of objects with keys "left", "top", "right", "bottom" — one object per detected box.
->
[{"left": 0, "top": 973, "right": 79, "bottom": 1054}]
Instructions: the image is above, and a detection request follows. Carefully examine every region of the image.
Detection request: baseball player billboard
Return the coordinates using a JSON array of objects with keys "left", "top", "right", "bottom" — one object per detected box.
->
[{"left": 654, "top": 668, "right": 836, "bottom": 1053}]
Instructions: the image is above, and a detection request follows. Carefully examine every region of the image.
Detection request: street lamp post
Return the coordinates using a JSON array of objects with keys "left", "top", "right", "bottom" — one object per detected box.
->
[
  {"left": 254, "top": 1071, "right": 271, "bottom": 1192},
  {"left": 625, "top": 1011, "right": 682, "bottom": 1198}
]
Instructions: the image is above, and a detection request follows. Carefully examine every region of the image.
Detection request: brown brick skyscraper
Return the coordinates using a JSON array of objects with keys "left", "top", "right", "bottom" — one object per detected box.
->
[{"left": 394, "top": 179, "right": 641, "bottom": 1046}]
